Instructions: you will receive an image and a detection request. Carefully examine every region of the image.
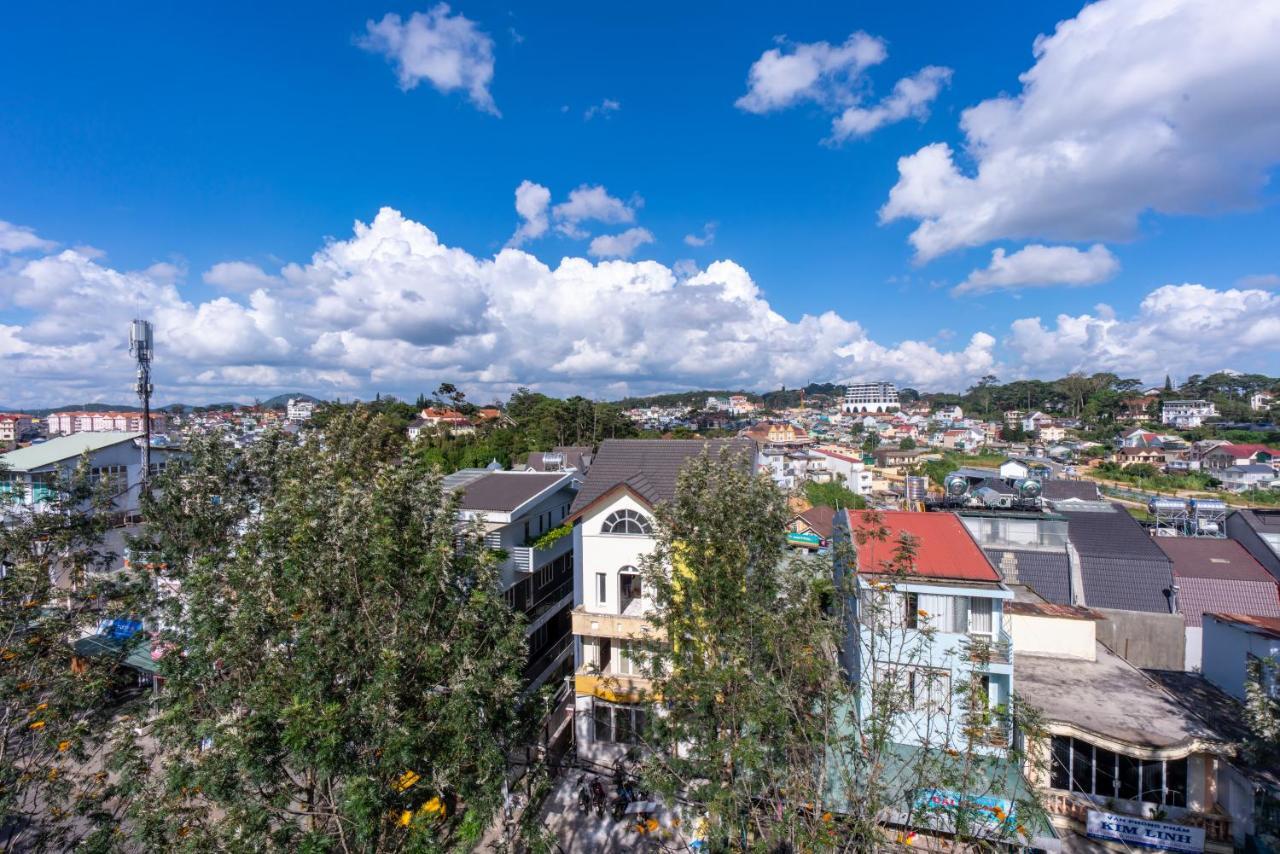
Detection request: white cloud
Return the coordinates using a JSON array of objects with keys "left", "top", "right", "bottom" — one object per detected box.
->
[
  {"left": 683, "top": 222, "right": 717, "bottom": 247},
  {"left": 358, "top": 5, "right": 499, "bottom": 115},
  {"left": 0, "top": 221, "right": 56, "bottom": 254},
  {"left": 3, "top": 209, "right": 1277, "bottom": 407},
  {"left": 881, "top": 0, "right": 1280, "bottom": 261},
  {"left": 584, "top": 98, "right": 620, "bottom": 120},
  {"left": 1237, "top": 273, "right": 1280, "bottom": 289},
  {"left": 735, "top": 32, "right": 887, "bottom": 113},
  {"left": 588, "top": 227, "right": 655, "bottom": 259},
  {"left": 830, "top": 65, "right": 951, "bottom": 141},
  {"left": 203, "top": 261, "right": 282, "bottom": 292},
  {"left": 506, "top": 180, "right": 551, "bottom": 246},
  {"left": 955, "top": 243, "right": 1119, "bottom": 295},
  {"left": 1006, "top": 283, "right": 1280, "bottom": 379},
  {"left": 736, "top": 32, "right": 950, "bottom": 141},
  {"left": 552, "top": 184, "right": 637, "bottom": 239}
]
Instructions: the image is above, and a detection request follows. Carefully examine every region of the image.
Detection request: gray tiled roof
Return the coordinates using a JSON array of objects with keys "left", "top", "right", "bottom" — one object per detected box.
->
[
  {"left": 1174, "top": 577, "right": 1280, "bottom": 627},
  {"left": 1041, "top": 479, "right": 1101, "bottom": 501},
  {"left": 1063, "top": 505, "right": 1174, "bottom": 612},
  {"left": 458, "top": 472, "right": 569, "bottom": 512},
  {"left": 1156, "top": 537, "right": 1274, "bottom": 581},
  {"left": 569, "top": 438, "right": 752, "bottom": 515},
  {"left": 985, "top": 549, "right": 1071, "bottom": 604}
]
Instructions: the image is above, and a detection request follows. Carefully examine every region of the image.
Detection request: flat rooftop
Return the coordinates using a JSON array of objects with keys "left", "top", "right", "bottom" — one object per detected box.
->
[{"left": 1016, "top": 643, "right": 1225, "bottom": 749}]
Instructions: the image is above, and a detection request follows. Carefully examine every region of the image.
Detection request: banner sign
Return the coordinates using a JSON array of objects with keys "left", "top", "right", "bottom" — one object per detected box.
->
[
  {"left": 914, "top": 788, "right": 1016, "bottom": 832},
  {"left": 1086, "top": 810, "right": 1205, "bottom": 853},
  {"left": 786, "top": 531, "right": 822, "bottom": 547}
]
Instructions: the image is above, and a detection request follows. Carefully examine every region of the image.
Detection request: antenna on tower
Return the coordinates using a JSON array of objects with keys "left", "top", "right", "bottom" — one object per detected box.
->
[{"left": 129, "top": 319, "right": 154, "bottom": 488}]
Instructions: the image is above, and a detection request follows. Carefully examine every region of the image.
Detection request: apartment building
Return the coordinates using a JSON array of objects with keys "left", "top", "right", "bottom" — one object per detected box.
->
[
  {"left": 743, "top": 421, "right": 815, "bottom": 489},
  {"left": 1162, "top": 400, "right": 1217, "bottom": 428},
  {"left": 841, "top": 381, "right": 900, "bottom": 414},
  {"left": 0, "top": 413, "right": 34, "bottom": 446},
  {"left": 285, "top": 398, "right": 315, "bottom": 421},
  {"left": 452, "top": 469, "right": 579, "bottom": 693},
  {"left": 567, "top": 438, "right": 749, "bottom": 763},
  {"left": 47, "top": 410, "right": 168, "bottom": 435}
]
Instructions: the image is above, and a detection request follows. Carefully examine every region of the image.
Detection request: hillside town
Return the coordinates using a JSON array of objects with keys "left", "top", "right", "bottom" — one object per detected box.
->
[{"left": 3, "top": 364, "right": 1280, "bottom": 852}]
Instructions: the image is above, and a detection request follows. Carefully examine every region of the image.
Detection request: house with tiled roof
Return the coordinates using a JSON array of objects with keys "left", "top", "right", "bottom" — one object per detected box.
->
[
  {"left": 1202, "top": 443, "right": 1279, "bottom": 474},
  {"left": 835, "top": 510, "right": 1014, "bottom": 753},
  {"left": 1155, "top": 537, "right": 1280, "bottom": 669}
]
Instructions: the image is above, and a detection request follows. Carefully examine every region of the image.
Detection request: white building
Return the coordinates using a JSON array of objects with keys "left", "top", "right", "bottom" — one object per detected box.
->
[
  {"left": 811, "top": 447, "right": 873, "bottom": 496},
  {"left": 841, "top": 382, "right": 900, "bottom": 414},
  {"left": 568, "top": 438, "right": 751, "bottom": 763},
  {"left": 1162, "top": 400, "right": 1217, "bottom": 428},
  {"left": 47, "top": 410, "right": 168, "bottom": 436},
  {"left": 1250, "top": 391, "right": 1274, "bottom": 412},
  {"left": 286, "top": 398, "right": 316, "bottom": 421}
]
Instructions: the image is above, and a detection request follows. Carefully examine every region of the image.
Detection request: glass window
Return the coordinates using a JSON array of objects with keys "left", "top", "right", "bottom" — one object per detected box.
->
[
  {"left": 1118, "top": 754, "right": 1141, "bottom": 801},
  {"left": 1140, "top": 761, "right": 1165, "bottom": 805},
  {"left": 1093, "top": 747, "right": 1118, "bottom": 798},
  {"left": 904, "top": 592, "right": 919, "bottom": 629},
  {"left": 596, "top": 572, "right": 607, "bottom": 604},
  {"left": 1070, "top": 739, "right": 1093, "bottom": 794},
  {"left": 593, "top": 703, "right": 613, "bottom": 743},
  {"left": 1165, "top": 758, "right": 1187, "bottom": 807},
  {"left": 601, "top": 509, "right": 653, "bottom": 536},
  {"left": 1050, "top": 736, "right": 1071, "bottom": 790}
]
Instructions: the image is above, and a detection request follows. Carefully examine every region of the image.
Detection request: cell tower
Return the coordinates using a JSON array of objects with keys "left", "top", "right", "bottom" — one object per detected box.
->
[{"left": 129, "top": 319, "right": 154, "bottom": 485}]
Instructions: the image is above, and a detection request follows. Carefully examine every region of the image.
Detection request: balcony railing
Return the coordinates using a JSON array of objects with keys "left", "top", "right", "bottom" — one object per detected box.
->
[
  {"left": 525, "top": 578, "right": 572, "bottom": 624},
  {"left": 1043, "top": 791, "right": 1232, "bottom": 844},
  {"left": 509, "top": 531, "right": 574, "bottom": 573},
  {"left": 523, "top": 634, "right": 571, "bottom": 683},
  {"left": 967, "top": 629, "right": 1012, "bottom": 665}
]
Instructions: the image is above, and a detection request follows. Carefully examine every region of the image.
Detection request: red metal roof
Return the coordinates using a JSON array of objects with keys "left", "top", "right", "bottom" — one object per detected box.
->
[
  {"left": 1208, "top": 613, "right": 1280, "bottom": 639},
  {"left": 1218, "top": 443, "right": 1278, "bottom": 458},
  {"left": 846, "top": 510, "right": 1001, "bottom": 582}
]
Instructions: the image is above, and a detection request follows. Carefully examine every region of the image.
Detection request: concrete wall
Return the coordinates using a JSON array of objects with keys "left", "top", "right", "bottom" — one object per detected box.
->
[
  {"left": 1202, "top": 615, "right": 1280, "bottom": 701},
  {"left": 1010, "top": 613, "right": 1096, "bottom": 660},
  {"left": 1093, "top": 608, "right": 1186, "bottom": 671}
]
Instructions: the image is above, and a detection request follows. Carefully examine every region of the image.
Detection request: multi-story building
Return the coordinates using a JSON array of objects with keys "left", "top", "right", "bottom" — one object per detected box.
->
[
  {"left": 0, "top": 413, "right": 34, "bottom": 446},
  {"left": 451, "top": 469, "right": 579, "bottom": 694},
  {"left": 1250, "top": 391, "right": 1274, "bottom": 412},
  {"left": 285, "top": 398, "right": 315, "bottom": 421},
  {"left": 742, "top": 421, "right": 815, "bottom": 489},
  {"left": 841, "top": 382, "right": 900, "bottom": 414},
  {"left": 567, "top": 438, "right": 749, "bottom": 763},
  {"left": 811, "top": 446, "right": 873, "bottom": 496},
  {"left": 833, "top": 510, "right": 1015, "bottom": 753},
  {"left": 1162, "top": 400, "right": 1217, "bottom": 428},
  {"left": 1200, "top": 442, "right": 1278, "bottom": 474},
  {"left": 47, "top": 410, "right": 168, "bottom": 436}
]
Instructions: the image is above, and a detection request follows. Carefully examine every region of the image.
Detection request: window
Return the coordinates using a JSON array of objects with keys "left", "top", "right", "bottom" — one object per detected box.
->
[
  {"left": 620, "top": 569, "right": 643, "bottom": 604},
  {"left": 904, "top": 592, "right": 919, "bottom": 629},
  {"left": 968, "top": 597, "right": 993, "bottom": 635},
  {"left": 592, "top": 701, "right": 647, "bottom": 745},
  {"left": 1048, "top": 735, "right": 1187, "bottom": 805},
  {"left": 596, "top": 572, "right": 608, "bottom": 605},
  {"left": 601, "top": 509, "right": 653, "bottom": 536},
  {"left": 538, "top": 563, "right": 555, "bottom": 588}
]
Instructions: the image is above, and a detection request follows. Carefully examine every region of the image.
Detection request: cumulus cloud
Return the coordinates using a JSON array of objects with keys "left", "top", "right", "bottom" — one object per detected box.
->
[
  {"left": 552, "top": 185, "right": 637, "bottom": 239},
  {"left": 0, "top": 221, "right": 56, "bottom": 254},
  {"left": 736, "top": 32, "right": 950, "bottom": 141},
  {"left": 3, "top": 209, "right": 1277, "bottom": 407},
  {"left": 735, "top": 32, "right": 887, "bottom": 113},
  {"left": 1006, "top": 283, "right": 1280, "bottom": 380},
  {"left": 203, "top": 261, "right": 281, "bottom": 292},
  {"left": 830, "top": 66, "right": 952, "bottom": 141},
  {"left": 683, "top": 222, "right": 717, "bottom": 247},
  {"left": 506, "top": 180, "right": 551, "bottom": 246},
  {"left": 358, "top": 5, "right": 499, "bottom": 115},
  {"left": 954, "top": 243, "right": 1119, "bottom": 296},
  {"left": 1237, "top": 273, "right": 1280, "bottom": 289},
  {"left": 881, "top": 0, "right": 1280, "bottom": 261},
  {"left": 584, "top": 98, "right": 620, "bottom": 121},
  {"left": 588, "top": 227, "right": 655, "bottom": 259}
]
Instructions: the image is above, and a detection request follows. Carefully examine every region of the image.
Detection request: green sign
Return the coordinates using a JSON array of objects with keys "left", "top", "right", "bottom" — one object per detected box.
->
[{"left": 787, "top": 531, "right": 822, "bottom": 547}]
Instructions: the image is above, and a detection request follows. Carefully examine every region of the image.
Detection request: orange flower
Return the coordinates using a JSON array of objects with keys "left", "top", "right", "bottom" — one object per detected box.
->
[
  {"left": 29, "top": 720, "right": 45, "bottom": 730},
  {"left": 57, "top": 741, "right": 71, "bottom": 752}
]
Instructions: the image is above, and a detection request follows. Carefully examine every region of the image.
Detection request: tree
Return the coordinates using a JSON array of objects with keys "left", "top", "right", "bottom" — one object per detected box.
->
[
  {"left": 898, "top": 436, "right": 917, "bottom": 450},
  {"left": 633, "top": 456, "right": 1045, "bottom": 851},
  {"left": 861, "top": 434, "right": 881, "bottom": 453},
  {"left": 123, "top": 410, "right": 530, "bottom": 851},
  {"left": 1164, "top": 374, "right": 1174, "bottom": 392},
  {"left": 805, "top": 480, "right": 867, "bottom": 510},
  {"left": 0, "top": 462, "right": 148, "bottom": 851}
]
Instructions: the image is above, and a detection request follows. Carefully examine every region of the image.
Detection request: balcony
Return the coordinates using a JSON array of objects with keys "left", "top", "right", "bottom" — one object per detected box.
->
[
  {"left": 525, "top": 578, "right": 572, "bottom": 626},
  {"left": 966, "top": 629, "right": 1012, "bottom": 666},
  {"left": 523, "top": 634, "right": 572, "bottom": 685},
  {"left": 571, "top": 606, "right": 665, "bottom": 642},
  {"left": 1043, "top": 791, "right": 1233, "bottom": 846},
  {"left": 574, "top": 665, "right": 651, "bottom": 704},
  {"left": 508, "top": 530, "right": 574, "bottom": 573}
]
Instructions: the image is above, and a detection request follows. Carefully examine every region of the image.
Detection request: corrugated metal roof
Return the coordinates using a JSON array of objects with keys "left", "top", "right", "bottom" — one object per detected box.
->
[
  {"left": 1156, "top": 537, "right": 1275, "bottom": 581},
  {"left": 1063, "top": 505, "right": 1175, "bottom": 612},
  {"left": 0, "top": 432, "right": 141, "bottom": 471},
  {"left": 569, "top": 438, "right": 751, "bottom": 515},
  {"left": 1041, "top": 479, "right": 1100, "bottom": 501}
]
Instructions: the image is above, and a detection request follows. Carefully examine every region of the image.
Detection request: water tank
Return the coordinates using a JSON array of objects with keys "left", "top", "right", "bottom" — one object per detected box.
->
[
  {"left": 1195, "top": 520, "right": 1221, "bottom": 535},
  {"left": 1149, "top": 497, "right": 1188, "bottom": 515},
  {"left": 975, "top": 487, "right": 1012, "bottom": 508},
  {"left": 1189, "top": 498, "right": 1227, "bottom": 514},
  {"left": 944, "top": 473, "right": 970, "bottom": 498},
  {"left": 1015, "top": 478, "right": 1042, "bottom": 499}
]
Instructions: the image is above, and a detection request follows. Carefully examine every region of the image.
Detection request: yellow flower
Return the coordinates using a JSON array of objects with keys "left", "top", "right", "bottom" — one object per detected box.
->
[
  {"left": 29, "top": 720, "right": 45, "bottom": 730},
  {"left": 57, "top": 741, "right": 71, "bottom": 752}
]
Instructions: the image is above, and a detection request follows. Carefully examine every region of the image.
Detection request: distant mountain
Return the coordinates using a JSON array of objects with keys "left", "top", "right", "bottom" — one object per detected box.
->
[{"left": 261, "top": 393, "right": 325, "bottom": 409}]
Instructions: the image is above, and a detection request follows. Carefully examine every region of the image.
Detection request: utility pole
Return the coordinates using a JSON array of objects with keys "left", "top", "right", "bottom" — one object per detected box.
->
[{"left": 130, "top": 319, "right": 154, "bottom": 487}]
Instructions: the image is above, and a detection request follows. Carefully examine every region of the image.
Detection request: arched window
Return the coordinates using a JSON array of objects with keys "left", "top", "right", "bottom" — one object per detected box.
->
[{"left": 601, "top": 508, "right": 653, "bottom": 536}]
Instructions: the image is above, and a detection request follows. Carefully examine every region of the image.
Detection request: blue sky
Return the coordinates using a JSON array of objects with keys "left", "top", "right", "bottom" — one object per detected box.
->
[{"left": 2, "top": 0, "right": 1278, "bottom": 405}]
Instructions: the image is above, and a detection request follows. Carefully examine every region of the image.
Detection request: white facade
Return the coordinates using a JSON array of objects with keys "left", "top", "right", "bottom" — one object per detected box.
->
[
  {"left": 841, "top": 382, "right": 899, "bottom": 414},
  {"left": 286, "top": 398, "right": 315, "bottom": 421},
  {"left": 811, "top": 448, "right": 873, "bottom": 496},
  {"left": 1162, "top": 400, "right": 1217, "bottom": 428},
  {"left": 573, "top": 491, "right": 661, "bottom": 764}
]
